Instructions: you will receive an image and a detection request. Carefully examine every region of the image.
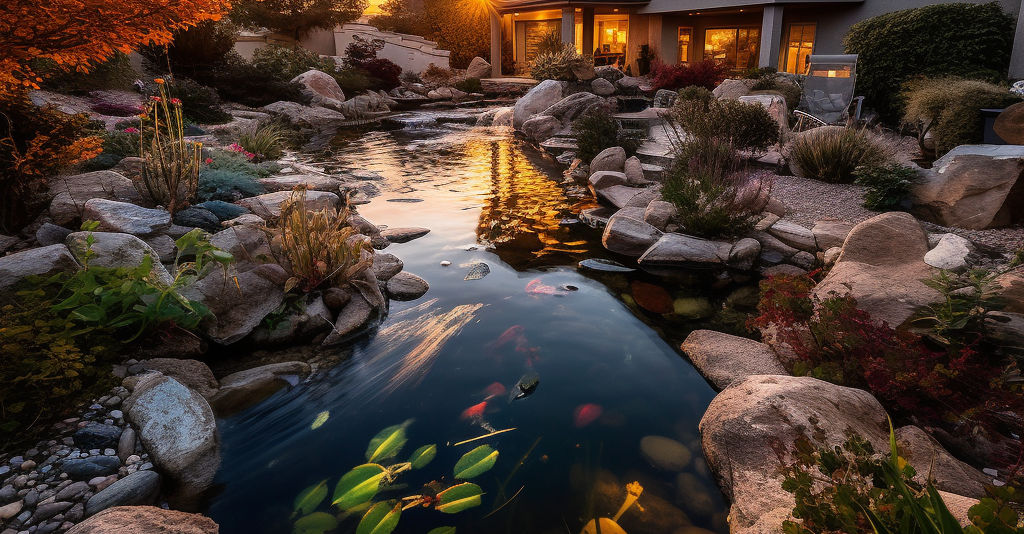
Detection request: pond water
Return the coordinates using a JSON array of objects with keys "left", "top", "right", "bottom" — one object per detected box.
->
[{"left": 206, "top": 110, "right": 743, "bottom": 534}]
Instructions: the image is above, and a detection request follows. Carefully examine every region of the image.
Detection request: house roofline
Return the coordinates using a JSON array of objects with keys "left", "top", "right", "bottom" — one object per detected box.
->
[{"left": 496, "top": 0, "right": 649, "bottom": 14}]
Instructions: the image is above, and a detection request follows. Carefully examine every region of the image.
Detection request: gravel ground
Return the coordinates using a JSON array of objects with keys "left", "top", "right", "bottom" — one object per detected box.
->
[{"left": 770, "top": 174, "right": 1024, "bottom": 253}]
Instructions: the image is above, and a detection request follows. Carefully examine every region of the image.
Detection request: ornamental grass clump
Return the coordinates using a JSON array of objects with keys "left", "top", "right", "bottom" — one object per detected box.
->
[
  {"left": 529, "top": 43, "right": 593, "bottom": 82},
  {"left": 664, "top": 95, "right": 780, "bottom": 155},
  {"left": 274, "top": 188, "right": 374, "bottom": 293},
  {"left": 238, "top": 120, "right": 287, "bottom": 163},
  {"left": 136, "top": 79, "right": 200, "bottom": 215},
  {"left": 787, "top": 126, "right": 891, "bottom": 184}
]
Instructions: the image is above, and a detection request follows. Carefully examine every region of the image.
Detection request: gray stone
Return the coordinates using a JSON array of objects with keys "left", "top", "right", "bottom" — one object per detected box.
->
[
  {"left": 259, "top": 173, "right": 342, "bottom": 192},
  {"left": 591, "top": 77, "right": 615, "bottom": 96},
  {"left": 35, "top": 224, "right": 72, "bottom": 247},
  {"left": 766, "top": 220, "right": 816, "bottom": 252},
  {"left": 0, "top": 245, "right": 79, "bottom": 291},
  {"left": 54, "top": 482, "right": 88, "bottom": 502},
  {"left": 812, "top": 219, "right": 854, "bottom": 251},
  {"left": 712, "top": 78, "right": 756, "bottom": 100},
  {"left": 83, "top": 470, "right": 160, "bottom": 517},
  {"left": 291, "top": 69, "right": 345, "bottom": 110},
  {"left": 0, "top": 501, "right": 22, "bottom": 520},
  {"left": 173, "top": 207, "right": 220, "bottom": 233},
  {"left": 60, "top": 458, "right": 120, "bottom": 481},
  {"left": 597, "top": 185, "right": 643, "bottom": 209},
  {"left": 643, "top": 200, "right": 676, "bottom": 231},
  {"left": 381, "top": 227, "right": 430, "bottom": 243},
  {"left": 262, "top": 100, "right": 346, "bottom": 128},
  {"left": 322, "top": 287, "right": 352, "bottom": 312},
  {"left": 82, "top": 199, "right": 170, "bottom": 236},
  {"left": 210, "top": 362, "right": 311, "bottom": 416},
  {"left": 142, "top": 234, "right": 176, "bottom": 263},
  {"left": 751, "top": 230, "right": 799, "bottom": 258},
  {"left": 923, "top": 233, "right": 973, "bottom": 272},
  {"left": 681, "top": 330, "right": 786, "bottom": 389},
  {"left": 208, "top": 226, "right": 274, "bottom": 272},
  {"left": 321, "top": 293, "right": 376, "bottom": 347},
  {"left": 132, "top": 359, "right": 218, "bottom": 400},
  {"left": 65, "top": 232, "right": 173, "bottom": 287},
  {"left": 588, "top": 171, "right": 628, "bottom": 190},
  {"left": 637, "top": 233, "right": 730, "bottom": 267},
  {"left": 594, "top": 65, "right": 624, "bottom": 82},
  {"left": 179, "top": 267, "right": 285, "bottom": 345},
  {"left": 72, "top": 425, "right": 122, "bottom": 451},
  {"left": 123, "top": 375, "right": 219, "bottom": 502},
  {"left": 48, "top": 171, "right": 139, "bottom": 226},
  {"left": 513, "top": 80, "right": 565, "bottom": 129},
  {"left": 615, "top": 76, "right": 641, "bottom": 93},
  {"left": 912, "top": 144, "right": 1024, "bottom": 229},
  {"left": 520, "top": 114, "right": 561, "bottom": 143},
  {"left": 386, "top": 271, "right": 429, "bottom": 301},
  {"left": 590, "top": 146, "right": 627, "bottom": 174},
  {"left": 540, "top": 92, "right": 604, "bottom": 124},
  {"left": 895, "top": 426, "right": 989, "bottom": 499},
  {"left": 235, "top": 190, "right": 340, "bottom": 219},
  {"left": 116, "top": 426, "right": 136, "bottom": 462},
  {"left": 0, "top": 234, "right": 18, "bottom": 253},
  {"left": 790, "top": 251, "right": 816, "bottom": 270},
  {"left": 466, "top": 56, "right": 491, "bottom": 79},
  {"left": 727, "top": 238, "right": 761, "bottom": 270},
  {"left": 31, "top": 501, "right": 72, "bottom": 522},
  {"left": 602, "top": 212, "right": 663, "bottom": 257},
  {"left": 371, "top": 252, "right": 404, "bottom": 281},
  {"left": 623, "top": 156, "right": 646, "bottom": 185},
  {"left": 823, "top": 246, "right": 842, "bottom": 266},
  {"left": 572, "top": 63, "right": 597, "bottom": 81}
]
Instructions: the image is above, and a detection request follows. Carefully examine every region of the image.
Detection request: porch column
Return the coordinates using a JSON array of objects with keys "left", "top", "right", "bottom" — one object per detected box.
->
[
  {"left": 562, "top": 8, "right": 575, "bottom": 45},
  {"left": 758, "top": 5, "right": 784, "bottom": 70},
  {"left": 490, "top": 9, "right": 502, "bottom": 77},
  {"left": 1010, "top": 0, "right": 1024, "bottom": 78},
  {"left": 582, "top": 7, "right": 596, "bottom": 56}
]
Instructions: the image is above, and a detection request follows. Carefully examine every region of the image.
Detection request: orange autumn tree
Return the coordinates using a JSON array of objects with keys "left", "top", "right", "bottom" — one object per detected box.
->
[{"left": 0, "top": 0, "right": 232, "bottom": 231}]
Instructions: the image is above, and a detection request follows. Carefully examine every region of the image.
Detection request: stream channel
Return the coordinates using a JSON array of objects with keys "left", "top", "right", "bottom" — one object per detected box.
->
[{"left": 206, "top": 108, "right": 755, "bottom": 534}]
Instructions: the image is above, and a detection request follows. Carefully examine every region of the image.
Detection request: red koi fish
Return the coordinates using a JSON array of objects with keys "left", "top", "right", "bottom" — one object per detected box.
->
[
  {"left": 525, "top": 279, "right": 558, "bottom": 295},
  {"left": 483, "top": 382, "right": 506, "bottom": 399},
  {"left": 492, "top": 325, "right": 526, "bottom": 348},
  {"left": 573, "top": 403, "right": 603, "bottom": 428},
  {"left": 461, "top": 401, "right": 488, "bottom": 420}
]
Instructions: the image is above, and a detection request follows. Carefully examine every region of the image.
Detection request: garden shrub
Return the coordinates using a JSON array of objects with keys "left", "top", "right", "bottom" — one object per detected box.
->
[
  {"left": 206, "top": 149, "right": 281, "bottom": 178},
  {"left": 139, "top": 20, "right": 238, "bottom": 79},
  {"left": 205, "top": 52, "right": 310, "bottom": 107},
  {"left": 844, "top": 2, "right": 1015, "bottom": 121},
  {"left": 649, "top": 59, "right": 726, "bottom": 91},
  {"left": 750, "top": 274, "right": 1024, "bottom": 467},
  {"left": 454, "top": 77, "right": 482, "bottom": 94},
  {"left": 787, "top": 127, "right": 891, "bottom": 183},
  {"left": 665, "top": 96, "right": 780, "bottom": 154},
  {"left": 0, "top": 95, "right": 102, "bottom": 232},
  {"left": 80, "top": 128, "right": 141, "bottom": 172},
  {"left": 852, "top": 163, "right": 918, "bottom": 211},
  {"left": 238, "top": 120, "right": 288, "bottom": 162},
  {"left": 343, "top": 36, "right": 403, "bottom": 90},
  {"left": 677, "top": 86, "right": 714, "bottom": 104},
  {"left": 165, "top": 78, "right": 233, "bottom": 125},
  {"left": 661, "top": 137, "right": 770, "bottom": 240},
  {"left": 572, "top": 107, "right": 646, "bottom": 163},
  {"left": 252, "top": 45, "right": 337, "bottom": 81},
  {"left": 421, "top": 64, "right": 455, "bottom": 86},
  {"left": 750, "top": 73, "right": 802, "bottom": 112},
  {"left": 36, "top": 53, "right": 136, "bottom": 95},
  {"left": 197, "top": 168, "right": 264, "bottom": 202},
  {"left": 530, "top": 43, "right": 593, "bottom": 82},
  {"left": 902, "top": 77, "right": 1021, "bottom": 156}
]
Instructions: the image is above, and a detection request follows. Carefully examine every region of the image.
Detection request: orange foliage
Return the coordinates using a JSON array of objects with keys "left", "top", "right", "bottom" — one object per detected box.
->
[{"left": 0, "top": 0, "right": 233, "bottom": 97}]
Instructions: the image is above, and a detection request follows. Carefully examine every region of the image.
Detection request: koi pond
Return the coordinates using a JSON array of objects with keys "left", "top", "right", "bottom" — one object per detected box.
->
[{"left": 206, "top": 109, "right": 748, "bottom": 534}]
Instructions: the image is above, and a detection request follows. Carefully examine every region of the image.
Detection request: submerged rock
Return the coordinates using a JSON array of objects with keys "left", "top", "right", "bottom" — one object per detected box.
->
[
  {"left": 578, "top": 258, "right": 635, "bottom": 273},
  {"left": 210, "top": 362, "right": 312, "bottom": 416},
  {"left": 640, "top": 436, "right": 692, "bottom": 471}
]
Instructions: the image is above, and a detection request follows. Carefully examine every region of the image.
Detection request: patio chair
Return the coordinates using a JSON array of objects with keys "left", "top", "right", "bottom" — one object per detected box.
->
[{"left": 793, "top": 54, "right": 865, "bottom": 130}]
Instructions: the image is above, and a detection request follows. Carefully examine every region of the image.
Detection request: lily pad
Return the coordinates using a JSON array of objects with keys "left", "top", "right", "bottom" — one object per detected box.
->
[
  {"left": 578, "top": 258, "right": 635, "bottom": 273},
  {"left": 508, "top": 373, "right": 540, "bottom": 403},
  {"left": 453, "top": 445, "right": 498, "bottom": 480},
  {"left": 294, "top": 511, "right": 338, "bottom": 534},
  {"left": 293, "top": 480, "right": 328, "bottom": 515},
  {"left": 356, "top": 501, "right": 402, "bottom": 534},
  {"left": 427, "top": 527, "right": 456, "bottom": 534},
  {"left": 333, "top": 464, "right": 386, "bottom": 509},
  {"left": 435, "top": 483, "right": 483, "bottom": 513},
  {"left": 365, "top": 421, "right": 409, "bottom": 463},
  {"left": 408, "top": 444, "right": 437, "bottom": 469},
  {"left": 311, "top": 411, "right": 329, "bottom": 430}
]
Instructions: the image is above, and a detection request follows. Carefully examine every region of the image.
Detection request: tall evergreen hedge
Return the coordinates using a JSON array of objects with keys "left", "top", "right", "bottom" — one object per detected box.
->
[{"left": 843, "top": 2, "right": 1014, "bottom": 121}]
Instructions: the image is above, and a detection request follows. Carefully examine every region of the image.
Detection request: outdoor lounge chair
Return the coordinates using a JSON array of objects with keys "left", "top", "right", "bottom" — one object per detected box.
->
[{"left": 793, "top": 54, "right": 865, "bottom": 130}]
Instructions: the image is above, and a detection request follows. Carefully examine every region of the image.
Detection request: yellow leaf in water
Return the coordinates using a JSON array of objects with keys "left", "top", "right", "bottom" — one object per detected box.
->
[{"left": 311, "top": 411, "right": 329, "bottom": 430}]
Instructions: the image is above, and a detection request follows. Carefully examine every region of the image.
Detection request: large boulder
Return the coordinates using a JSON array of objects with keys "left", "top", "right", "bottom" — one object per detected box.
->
[
  {"left": 521, "top": 114, "right": 561, "bottom": 143},
  {"left": 811, "top": 219, "right": 854, "bottom": 251},
  {"left": 133, "top": 359, "right": 219, "bottom": 399},
  {"left": 0, "top": 244, "right": 79, "bottom": 291},
  {"left": 66, "top": 231, "right": 174, "bottom": 287},
  {"left": 602, "top": 211, "right": 663, "bottom": 257},
  {"left": 700, "top": 375, "right": 889, "bottom": 532},
  {"left": 82, "top": 199, "right": 171, "bottom": 236},
  {"left": 235, "top": 190, "right": 340, "bottom": 219},
  {"left": 993, "top": 102, "right": 1024, "bottom": 145},
  {"left": 180, "top": 266, "right": 286, "bottom": 345},
  {"left": 591, "top": 77, "right": 615, "bottom": 96},
  {"left": 594, "top": 65, "right": 625, "bottom": 82},
  {"left": 210, "top": 361, "right": 311, "bottom": 416},
  {"left": 513, "top": 80, "right": 565, "bottom": 129},
  {"left": 291, "top": 69, "right": 345, "bottom": 110},
  {"left": 466, "top": 56, "right": 491, "bottom": 79},
  {"left": 590, "top": 147, "right": 627, "bottom": 174},
  {"left": 911, "top": 145, "right": 1024, "bottom": 229},
  {"left": 541, "top": 91, "right": 605, "bottom": 126},
  {"left": 589, "top": 171, "right": 628, "bottom": 190},
  {"left": 123, "top": 374, "right": 220, "bottom": 502},
  {"left": 712, "top": 78, "right": 756, "bottom": 100},
  {"left": 66, "top": 506, "right": 218, "bottom": 534},
  {"left": 208, "top": 225, "right": 275, "bottom": 272},
  {"left": 894, "top": 426, "right": 990, "bottom": 499},
  {"left": 637, "top": 233, "right": 730, "bottom": 268},
  {"left": 48, "top": 170, "right": 141, "bottom": 225},
  {"left": 680, "top": 330, "right": 786, "bottom": 389},
  {"left": 812, "top": 212, "right": 941, "bottom": 327},
  {"left": 262, "top": 100, "right": 347, "bottom": 128}
]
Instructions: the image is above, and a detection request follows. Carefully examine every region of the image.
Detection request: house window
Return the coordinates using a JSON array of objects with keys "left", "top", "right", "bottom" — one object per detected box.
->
[
  {"left": 784, "top": 23, "right": 815, "bottom": 74},
  {"left": 595, "top": 15, "right": 628, "bottom": 65},
  {"left": 521, "top": 20, "right": 561, "bottom": 64},
  {"left": 704, "top": 28, "right": 760, "bottom": 70},
  {"left": 678, "top": 27, "right": 692, "bottom": 63}
]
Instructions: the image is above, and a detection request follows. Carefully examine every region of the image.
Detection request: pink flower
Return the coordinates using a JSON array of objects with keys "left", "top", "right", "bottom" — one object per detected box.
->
[
  {"left": 123, "top": 127, "right": 139, "bottom": 134},
  {"left": 150, "top": 96, "right": 162, "bottom": 102},
  {"left": 170, "top": 98, "right": 181, "bottom": 105},
  {"left": 204, "top": 158, "right": 213, "bottom": 165},
  {"left": 245, "top": 151, "right": 255, "bottom": 160}
]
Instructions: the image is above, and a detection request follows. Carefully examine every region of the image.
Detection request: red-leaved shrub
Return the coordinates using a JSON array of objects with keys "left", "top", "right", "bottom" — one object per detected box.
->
[{"left": 650, "top": 59, "right": 727, "bottom": 91}]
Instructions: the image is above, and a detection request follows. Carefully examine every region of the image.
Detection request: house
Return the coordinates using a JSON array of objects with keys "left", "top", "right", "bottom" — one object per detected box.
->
[{"left": 485, "top": 0, "right": 1024, "bottom": 78}]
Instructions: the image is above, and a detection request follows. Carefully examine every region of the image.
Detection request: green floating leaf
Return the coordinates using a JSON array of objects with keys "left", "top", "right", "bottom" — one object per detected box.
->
[
  {"left": 427, "top": 527, "right": 456, "bottom": 534},
  {"left": 293, "top": 511, "right": 338, "bottom": 534},
  {"left": 293, "top": 480, "right": 329, "bottom": 515},
  {"left": 453, "top": 445, "right": 498, "bottom": 480},
  {"left": 333, "top": 464, "right": 386, "bottom": 510},
  {"left": 435, "top": 483, "right": 483, "bottom": 514},
  {"left": 311, "top": 411, "right": 329, "bottom": 430},
  {"left": 408, "top": 444, "right": 437, "bottom": 469},
  {"left": 366, "top": 421, "right": 410, "bottom": 463},
  {"left": 356, "top": 501, "right": 401, "bottom": 534}
]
